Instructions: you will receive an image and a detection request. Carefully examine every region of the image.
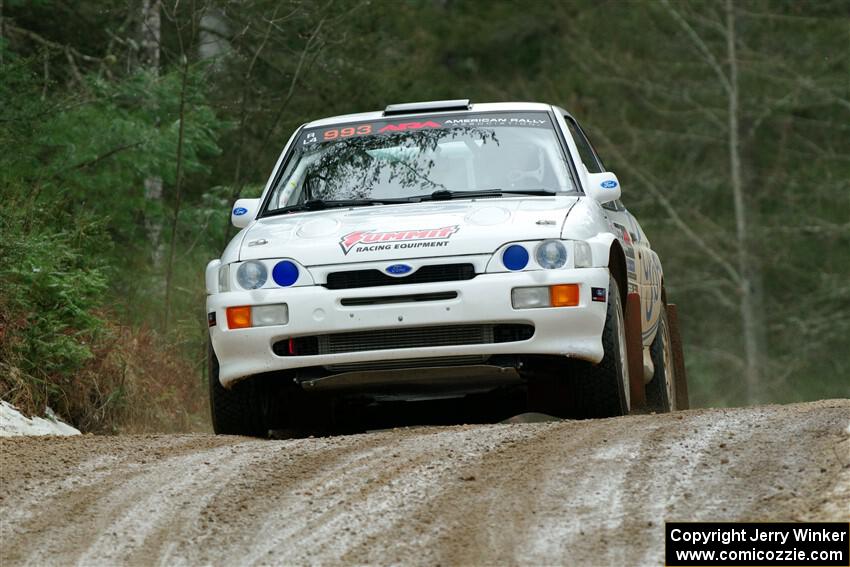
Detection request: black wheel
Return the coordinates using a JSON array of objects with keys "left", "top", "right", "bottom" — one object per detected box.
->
[
  {"left": 527, "top": 275, "right": 631, "bottom": 419},
  {"left": 646, "top": 306, "right": 676, "bottom": 412},
  {"left": 577, "top": 274, "right": 631, "bottom": 417},
  {"left": 208, "top": 342, "right": 268, "bottom": 437}
]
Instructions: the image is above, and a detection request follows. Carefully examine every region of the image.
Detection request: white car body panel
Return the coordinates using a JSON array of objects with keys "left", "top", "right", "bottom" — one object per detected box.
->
[
  {"left": 236, "top": 198, "right": 577, "bottom": 265},
  {"left": 207, "top": 101, "right": 667, "bottom": 387}
]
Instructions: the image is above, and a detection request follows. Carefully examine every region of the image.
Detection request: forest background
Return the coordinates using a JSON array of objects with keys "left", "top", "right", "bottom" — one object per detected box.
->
[{"left": 1, "top": 0, "right": 847, "bottom": 432}]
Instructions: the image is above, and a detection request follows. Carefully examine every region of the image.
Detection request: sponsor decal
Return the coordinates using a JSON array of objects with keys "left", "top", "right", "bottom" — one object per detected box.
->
[
  {"left": 207, "top": 312, "right": 216, "bottom": 327},
  {"left": 591, "top": 287, "right": 607, "bottom": 302},
  {"left": 601, "top": 179, "right": 618, "bottom": 189},
  {"left": 233, "top": 207, "right": 248, "bottom": 216},
  {"left": 442, "top": 117, "right": 547, "bottom": 128},
  {"left": 626, "top": 216, "right": 642, "bottom": 243},
  {"left": 385, "top": 264, "right": 414, "bottom": 276},
  {"left": 339, "top": 225, "right": 459, "bottom": 255},
  {"left": 643, "top": 253, "right": 663, "bottom": 321},
  {"left": 317, "top": 121, "right": 441, "bottom": 141},
  {"left": 378, "top": 121, "right": 441, "bottom": 133},
  {"left": 303, "top": 113, "right": 555, "bottom": 146},
  {"left": 613, "top": 223, "right": 633, "bottom": 245},
  {"left": 626, "top": 258, "right": 636, "bottom": 274}
]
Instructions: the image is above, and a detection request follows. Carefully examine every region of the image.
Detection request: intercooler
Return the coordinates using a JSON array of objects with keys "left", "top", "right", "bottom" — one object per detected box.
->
[{"left": 274, "top": 324, "right": 534, "bottom": 359}]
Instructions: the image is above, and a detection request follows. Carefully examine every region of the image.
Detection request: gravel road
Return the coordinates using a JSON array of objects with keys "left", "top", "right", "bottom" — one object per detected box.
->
[{"left": 1, "top": 399, "right": 848, "bottom": 566}]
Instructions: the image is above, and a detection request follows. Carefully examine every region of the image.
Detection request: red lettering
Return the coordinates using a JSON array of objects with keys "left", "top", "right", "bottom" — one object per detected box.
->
[
  {"left": 339, "top": 225, "right": 459, "bottom": 255},
  {"left": 339, "top": 230, "right": 368, "bottom": 253},
  {"left": 378, "top": 121, "right": 442, "bottom": 133}
]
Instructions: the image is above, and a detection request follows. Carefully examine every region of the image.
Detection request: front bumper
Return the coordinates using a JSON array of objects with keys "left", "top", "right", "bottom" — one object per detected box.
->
[{"left": 207, "top": 267, "right": 610, "bottom": 387}]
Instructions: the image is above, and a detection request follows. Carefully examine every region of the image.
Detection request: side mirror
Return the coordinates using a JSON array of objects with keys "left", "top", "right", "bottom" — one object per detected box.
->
[
  {"left": 584, "top": 171, "right": 621, "bottom": 204},
  {"left": 231, "top": 198, "right": 260, "bottom": 228}
]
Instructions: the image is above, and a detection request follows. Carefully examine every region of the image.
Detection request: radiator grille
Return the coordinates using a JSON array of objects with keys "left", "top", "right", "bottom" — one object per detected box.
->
[
  {"left": 274, "top": 324, "right": 534, "bottom": 357},
  {"left": 325, "top": 355, "right": 488, "bottom": 372},
  {"left": 321, "top": 324, "right": 492, "bottom": 353},
  {"left": 324, "top": 263, "right": 475, "bottom": 289}
]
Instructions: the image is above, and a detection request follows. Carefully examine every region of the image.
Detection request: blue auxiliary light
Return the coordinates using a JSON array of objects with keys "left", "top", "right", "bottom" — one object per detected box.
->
[
  {"left": 502, "top": 245, "right": 529, "bottom": 271},
  {"left": 272, "top": 260, "right": 299, "bottom": 287}
]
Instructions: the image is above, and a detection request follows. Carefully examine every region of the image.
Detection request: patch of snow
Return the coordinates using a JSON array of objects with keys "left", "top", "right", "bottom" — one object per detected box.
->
[{"left": 0, "top": 400, "right": 81, "bottom": 437}]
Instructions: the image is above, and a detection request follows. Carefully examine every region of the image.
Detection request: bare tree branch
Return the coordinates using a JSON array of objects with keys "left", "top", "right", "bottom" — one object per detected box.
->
[
  {"left": 62, "top": 141, "right": 144, "bottom": 173},
  {"left": 591, "top": 127, "right": 743, "bottom": 287},
  {"left": 659, "top": 0, "right": 731, "bottom": 95}
]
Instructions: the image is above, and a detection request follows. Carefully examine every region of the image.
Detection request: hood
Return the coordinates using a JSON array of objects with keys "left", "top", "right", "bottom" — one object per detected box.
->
[{"left": 237, "top": 197, "right": 579, "bottom": 266}]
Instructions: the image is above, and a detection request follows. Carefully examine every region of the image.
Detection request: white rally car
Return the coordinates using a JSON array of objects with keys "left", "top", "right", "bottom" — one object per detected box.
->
[{"left": 205, "top": 100, "right": 685, "bottom": 436}]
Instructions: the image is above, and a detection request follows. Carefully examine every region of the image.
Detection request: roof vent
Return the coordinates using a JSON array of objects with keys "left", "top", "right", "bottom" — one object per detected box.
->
[{"left": 383, "top": 99, "right": 471, "bottom": 116}]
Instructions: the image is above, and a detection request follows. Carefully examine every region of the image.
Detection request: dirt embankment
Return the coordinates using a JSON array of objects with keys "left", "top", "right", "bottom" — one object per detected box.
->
[{"left": 1, "top": 399, "right": 848, "bottom": 566}]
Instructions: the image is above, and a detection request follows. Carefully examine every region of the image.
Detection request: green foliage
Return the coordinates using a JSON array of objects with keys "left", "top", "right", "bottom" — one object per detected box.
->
[
  {"left": 0, "top": 45, "right": 224, "bottom": 429},
  {"left": 0, "top": 209, "right": 108, "bottom": 385}
]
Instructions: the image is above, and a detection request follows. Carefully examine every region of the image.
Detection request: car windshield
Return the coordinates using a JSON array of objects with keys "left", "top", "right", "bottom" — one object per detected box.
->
[{"left": 263, "top": 111, "right": 575, "bottom": 213}]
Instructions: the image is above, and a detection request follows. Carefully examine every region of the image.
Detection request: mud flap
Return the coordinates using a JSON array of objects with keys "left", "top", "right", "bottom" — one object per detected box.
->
[
  {"left": 666, "top": 304, "right": 690, "bottom": 410},
  {"left": 625, "top": 292, "right": 646, "bottom": 410}
]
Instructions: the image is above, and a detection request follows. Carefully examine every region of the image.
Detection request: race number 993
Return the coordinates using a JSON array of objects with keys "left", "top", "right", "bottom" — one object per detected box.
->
[{"left": 323, "top": 124, "right": 372, "bottom": 140}]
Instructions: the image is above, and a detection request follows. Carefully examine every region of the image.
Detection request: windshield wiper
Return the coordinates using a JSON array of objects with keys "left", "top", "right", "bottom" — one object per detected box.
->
[
  {"left": 267, "top": 197, "right": 417, "bottom": 215},
  {"left": 264, "top": 189, "right": 562, "bottom": 216},
  {"left": 419, "top": 189, "right": 558, "bottom": 201}
]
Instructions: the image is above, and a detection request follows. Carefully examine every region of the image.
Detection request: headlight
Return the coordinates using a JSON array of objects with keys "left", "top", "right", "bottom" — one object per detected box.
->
[
  {"left": 236, "top": 261, "right": 268, "bottom": 290},
  {"left": 502, "top": 244, "right": 530, "bottom": 271},
  {"left": 535, "top": 240, "right": 567, "bottom": 269},
  {"left": 573, "top": 241, "right": 593, "bottom": 268},
  {"left": 218, "top": 264, "right": 230, "bottom": 292},
  {"left": 272, "top": 260, "right": 299, "bottom": 287}
]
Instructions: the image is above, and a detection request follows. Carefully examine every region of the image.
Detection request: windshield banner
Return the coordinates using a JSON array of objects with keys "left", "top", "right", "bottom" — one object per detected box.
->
[{"left": 303, "top": 112, "right": 554, "bottom": 145}]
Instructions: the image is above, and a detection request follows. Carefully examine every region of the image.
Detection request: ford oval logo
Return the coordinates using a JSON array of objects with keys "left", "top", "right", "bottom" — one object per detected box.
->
[
  {"left": 385, "top": 264, "right": 413, "bottom": 276},
  {"left": 233, "top": 207, "right": 248, "bottom": 216},
  {"left": 601, "top": 180, "right": 618, "bottom": 189}
]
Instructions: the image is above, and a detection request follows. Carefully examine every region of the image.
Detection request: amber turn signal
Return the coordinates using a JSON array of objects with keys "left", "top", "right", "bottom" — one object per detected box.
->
[
  {"left": 226, "top": 306, "right": 252, "bottom": 329},
  {"left": 549, "top": 284, "right": 580, "bottom": 307}
]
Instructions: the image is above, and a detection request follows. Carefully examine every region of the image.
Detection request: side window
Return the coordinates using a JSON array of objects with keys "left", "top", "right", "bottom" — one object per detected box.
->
[{"left": 564, "top": 117, "right": 603, "bottom": 174}]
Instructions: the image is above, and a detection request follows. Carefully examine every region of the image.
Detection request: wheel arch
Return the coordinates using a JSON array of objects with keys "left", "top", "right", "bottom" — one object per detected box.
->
[
  {"left": 585, "top": 233, "right": 629, "bottom": 301},
  {"left": 608, "top": 240, "right": 628, "bottom": 303}
]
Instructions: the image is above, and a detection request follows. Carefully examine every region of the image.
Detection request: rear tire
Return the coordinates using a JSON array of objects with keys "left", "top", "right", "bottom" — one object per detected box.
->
[
  {"left": 527, "top": 275, "right": 631, "bottom": 419},
  {"left": 208, "top": 342, "right": 269, "bottom": 437},
  {"left": 646, "top": 307, "right": 676, "bottom": 412}
]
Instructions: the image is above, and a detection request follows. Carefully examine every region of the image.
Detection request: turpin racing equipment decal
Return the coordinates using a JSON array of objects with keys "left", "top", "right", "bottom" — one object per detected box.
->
[{"left": 339, "top": 226, "right": 459, "bottom": 255}]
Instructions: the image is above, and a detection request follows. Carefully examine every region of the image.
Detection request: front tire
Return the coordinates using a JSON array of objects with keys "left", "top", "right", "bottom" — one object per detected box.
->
[
  {"left": 208, "top": 342, "right": 269, "bottom": 437},
  {"left": 527, "top": 275, "right": 631, "bottom": 419},
  {"left": 578, "top": 275, "right": 631, "bottom": 418}
]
